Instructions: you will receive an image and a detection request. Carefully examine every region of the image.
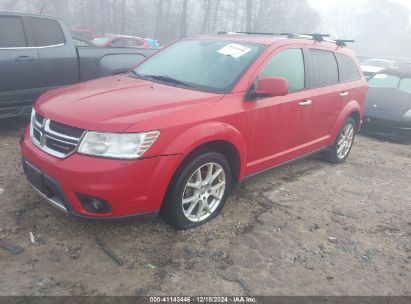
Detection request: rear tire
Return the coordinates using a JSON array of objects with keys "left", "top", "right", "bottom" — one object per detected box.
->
[
  {"left": 161, "top": 152, "right": 232, "bottom": 230},
  {"left": 323, "top": 117, "right": 357, "bottom": 164}
]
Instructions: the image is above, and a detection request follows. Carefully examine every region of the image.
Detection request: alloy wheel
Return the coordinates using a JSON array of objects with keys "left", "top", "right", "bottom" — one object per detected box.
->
[
  {"left": 182, "top": 162, "right": 226, "bottom": 222},
  {"left": 337, "top": 123, "right": 355, "bottom": 159}
]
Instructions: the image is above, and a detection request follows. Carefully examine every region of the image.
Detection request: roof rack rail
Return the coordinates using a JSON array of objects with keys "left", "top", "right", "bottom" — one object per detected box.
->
[
  {"left": 235, "top": 31, "right": 275, "bottom": 36},
  {"left": 217, "top": 31, "right": 354, "bottom": 47},
  {"left": 217, "top": 31, "right": 275, "bottom": 35},
  {"left": 335, "top": 39, "right": 355, "bottom": 47},
  {"left": 301, "top": 33, "right": 330, "bottom": 41}
]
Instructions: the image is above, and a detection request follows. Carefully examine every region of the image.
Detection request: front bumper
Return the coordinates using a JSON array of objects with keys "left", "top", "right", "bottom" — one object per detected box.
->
[
  {"left": 20, "top": 128, "right": 184, "bottom": 219},
  {"left": 361, "top": 116, "right": 411, "bottom": 143}
]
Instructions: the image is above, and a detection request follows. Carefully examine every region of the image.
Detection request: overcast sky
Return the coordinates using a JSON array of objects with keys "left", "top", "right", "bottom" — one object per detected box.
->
[{"left": 310, "top": 0, "right": 411, "bottom": 11}]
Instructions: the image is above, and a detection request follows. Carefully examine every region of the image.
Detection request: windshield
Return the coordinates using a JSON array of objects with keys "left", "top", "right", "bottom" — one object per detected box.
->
[
  {"left": 92, "top": 37, "right": 111, "bottom": 46},
  {"left": 132, "top": 39, "right": 265, "bottom": 93},
  {"left": 369, "top": 74, "right": 400, "bottom": 88}
]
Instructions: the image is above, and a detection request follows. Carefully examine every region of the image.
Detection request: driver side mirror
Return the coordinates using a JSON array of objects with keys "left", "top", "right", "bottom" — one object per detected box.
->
[{"left": 255, "top": 77, "right": 289, "bottom": 98}]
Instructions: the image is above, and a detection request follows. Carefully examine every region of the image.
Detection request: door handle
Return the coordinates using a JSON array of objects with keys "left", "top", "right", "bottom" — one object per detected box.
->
[
  {"left": 339, "top": 91, "right": 349, "bottom": 97},
  {"left": 15, "top": 56, "right": 34, "bottom": 61},
  {"left": 299, "top": 99, "right": 312, "bottom": 106}
]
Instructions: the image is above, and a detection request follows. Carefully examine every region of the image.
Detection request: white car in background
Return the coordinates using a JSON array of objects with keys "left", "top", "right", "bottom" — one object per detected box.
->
[
  {"left": 361, "top": 64, "right": 385, "bottom": 79},
  {"left": 361, "top": 58, "right": 399, "bottom": 79},
  {"left": 364, "top": 58, "right": 399, "bottom": 69}
]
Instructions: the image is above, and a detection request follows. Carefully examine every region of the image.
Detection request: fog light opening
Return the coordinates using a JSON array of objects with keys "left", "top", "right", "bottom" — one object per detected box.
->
[{"left": 76, "top": 193, "right": 112, "bottom": 214}]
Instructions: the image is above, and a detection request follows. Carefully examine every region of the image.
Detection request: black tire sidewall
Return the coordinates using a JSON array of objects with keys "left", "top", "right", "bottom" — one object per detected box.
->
[{"left": 162, "top": 152, "right": 232, "bottom": 230}]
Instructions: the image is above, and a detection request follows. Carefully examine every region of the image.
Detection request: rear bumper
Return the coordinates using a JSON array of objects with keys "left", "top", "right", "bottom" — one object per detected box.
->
[
  {"left": 361, "top": 116, "right": 411, "bottom": 143},
  {"left": 20, "top": 128, "right": 184, "bottom": 219}
]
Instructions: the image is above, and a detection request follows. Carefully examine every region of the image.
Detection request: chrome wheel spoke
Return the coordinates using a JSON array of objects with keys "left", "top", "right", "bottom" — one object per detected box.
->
[
  {"left": 209, "top": 168, "right": 223, "bottom": 184},
  {"left": 183, "top": 194, "right": 199, "bottom": 205},
  {"left": 186, "top": 200, "right": 199, "bottom": 216}
]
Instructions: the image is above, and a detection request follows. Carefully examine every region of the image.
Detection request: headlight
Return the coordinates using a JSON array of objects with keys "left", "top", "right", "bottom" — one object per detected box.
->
[
  {"left": 404, "top": 109, "right": 411, "bottom": 120},
  {"left": 78, "top": 131, "right": 160, "bottom": 159}
]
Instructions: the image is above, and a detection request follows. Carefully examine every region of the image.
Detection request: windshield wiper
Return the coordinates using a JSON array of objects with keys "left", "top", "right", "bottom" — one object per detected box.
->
[{"left": 142, "top": 74, "right": 193, "bottom": 88}]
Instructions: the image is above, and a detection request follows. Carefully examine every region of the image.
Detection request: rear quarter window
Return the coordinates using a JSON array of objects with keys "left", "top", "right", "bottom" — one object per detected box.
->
[
  {"left": 29, "top": 17, "right": 65, "bottom": 47},
  {"left": 309, "top": 49, "right": 339, "bottom": 87},
  {"left": 336, "top": 53, "right": 361, "bottom": 82},
  {"left": 0, "top": 16, "right": 27, "bottom": 48}
]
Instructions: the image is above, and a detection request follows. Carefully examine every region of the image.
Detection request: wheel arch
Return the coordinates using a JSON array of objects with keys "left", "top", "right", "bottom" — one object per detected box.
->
[
  {"left": 162, "top": 122, "right": 247, "bottom": 183},
  {"left": 330, "top": 100, "right": 362, "bottom": 142}
]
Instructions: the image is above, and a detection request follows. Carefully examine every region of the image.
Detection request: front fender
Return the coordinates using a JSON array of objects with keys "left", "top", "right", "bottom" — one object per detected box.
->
[
  {"left": 330, "top": 99, "right": 362, "bottom": 142},
  {"left": 162, "top": 122, "right": 248, "bottom": 179}
]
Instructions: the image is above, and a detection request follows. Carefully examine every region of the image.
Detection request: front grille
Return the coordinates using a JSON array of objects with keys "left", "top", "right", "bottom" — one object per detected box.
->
[
  {"left": 35, "top": 112, "right": 45, "bottom": 125},
  {"left": 30, "top": 111, "right": 85, "bottom": 158},
  {"left": 33, "top": 127, "right": 41, "bottom": 142},
  {"left": 49, "top": 121, "right": 85, "bottom": 139}
]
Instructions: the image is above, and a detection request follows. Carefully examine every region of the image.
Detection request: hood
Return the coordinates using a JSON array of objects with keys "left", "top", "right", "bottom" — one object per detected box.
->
[
  {"left": 365, "top": 87, "right": 411, "bottom": 121},
  {"left": 36, "top": 75, "right": 222, "bottom": 132}
]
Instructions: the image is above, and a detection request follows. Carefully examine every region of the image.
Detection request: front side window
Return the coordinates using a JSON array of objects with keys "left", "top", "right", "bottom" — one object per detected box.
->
[
  {"left": 29, "top": 17, "right": 65, "bottom": 47},
  {"left": 337, "top": 53, "right": 361, "bottom": 82},
  {"left": 309, "top": 49, "right": 339, "bottom": 87},
  {"left": 0, "top": 16, "right": 26, "bottom": 48},
  {"left": 399, "top": 78, "right": 411, "bottom": 94},
  {"left": 259, "top": 48, "right": 305, "bottom": 93},
  {"left": 368, "top": 74, "right": 400, "bottom": 89},
  {"left": 133, "top": 39, "right": 264, "bottom": 93}
]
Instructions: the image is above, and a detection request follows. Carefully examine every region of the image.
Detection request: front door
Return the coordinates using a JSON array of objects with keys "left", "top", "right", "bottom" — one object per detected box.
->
[{"left": 247, "top": 48, "right": 313, "bottom": 175}]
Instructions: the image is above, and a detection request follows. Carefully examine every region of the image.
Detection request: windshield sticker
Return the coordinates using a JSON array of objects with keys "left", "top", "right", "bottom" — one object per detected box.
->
[
  {"left": 218, "top": 43, "right": 252, "bottom": 59},
  {"left": 374, "top": 74, "right": 387, "bottom": 80}
]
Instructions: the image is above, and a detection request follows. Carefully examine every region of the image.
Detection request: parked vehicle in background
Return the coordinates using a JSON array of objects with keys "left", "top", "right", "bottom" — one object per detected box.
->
[
  {"left": 70, "top": 28, "right": 96, "bottom": 41},
  {"left": 72, "top": 36, "right": 96, "bottom": 47},
  {"left": 20, "top": 33, "right": 368, "bottom": 229},
  {"left": 93, "top": 34, "right": 158, "bottom": 48},
  {"left": 361, "top": 65, "right": 385, "bottom": 80},
  {"left": 364, "top": 58, "right": 399, "bottom": 69},
  {"left": 362, "top": 68, "right": 411, "bottom": 143},
  {"left": 0, "top": 12, "right": 157, "bottom": 119}
]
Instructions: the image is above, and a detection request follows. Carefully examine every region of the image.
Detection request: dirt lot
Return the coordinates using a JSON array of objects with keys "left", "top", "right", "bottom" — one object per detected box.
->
[{"left": 0, "top": 117, "right": 410, "bottom": 296}]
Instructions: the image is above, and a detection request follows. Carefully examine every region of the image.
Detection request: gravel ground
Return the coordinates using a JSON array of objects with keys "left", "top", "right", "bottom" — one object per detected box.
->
[{"left": 0, "top": 117, "right": 410, "bottom": 296}]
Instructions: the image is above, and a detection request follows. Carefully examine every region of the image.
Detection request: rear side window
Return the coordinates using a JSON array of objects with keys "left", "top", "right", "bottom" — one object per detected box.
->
[
  {"left": 309, "top": 49, "right": 339, "bottom": 87},
  {"left": 368, "top": 74, "right": 400, "bottom": 89},
  {"left": 337, "top": 53, "right": 361, "bottom": 82},
  {"left": 29, "top": 17, "right": 65, "bottom": 46},
  {"left": 260, "top": 48, "right": 305, "bottom": 93},
  {"left": 0, "top": 16, "right": 26, "bottom": 48}
]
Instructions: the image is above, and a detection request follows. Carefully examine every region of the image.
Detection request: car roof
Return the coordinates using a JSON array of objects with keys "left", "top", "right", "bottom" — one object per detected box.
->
[
  {"left": 187, "top": 33, "right": 353, "bottom": 52},
  {"left": 0, "top": 11, "right": 57, "bottom": 20}
]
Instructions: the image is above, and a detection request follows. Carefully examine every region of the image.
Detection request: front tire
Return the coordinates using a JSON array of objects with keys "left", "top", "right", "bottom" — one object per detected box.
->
[
  {"left": 161, "top": 152, "right": 232, "bottom": 230},
  {"left": 323, "top": 117, "right": 357, "bottom": 164}
]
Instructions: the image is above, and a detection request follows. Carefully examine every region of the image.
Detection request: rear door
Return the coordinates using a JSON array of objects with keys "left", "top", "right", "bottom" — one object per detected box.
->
[
  {"left": 0, "top": 15, "right": 41, "bottom": 117},
  {"left": 27, "top": 16, "right": 78, "bottom": 90},
  {"left": 335, "top": 52, "right": 364, "bottom": 122},
  {"left": 305, "top": 48, "right": 345, "bottom": 142}
]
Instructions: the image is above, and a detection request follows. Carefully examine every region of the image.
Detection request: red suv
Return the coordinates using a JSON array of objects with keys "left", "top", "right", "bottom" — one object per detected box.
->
[{"left": 20, "top": 33, "right": 368, "bottom": 229}]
